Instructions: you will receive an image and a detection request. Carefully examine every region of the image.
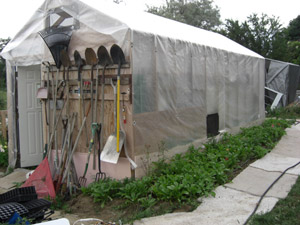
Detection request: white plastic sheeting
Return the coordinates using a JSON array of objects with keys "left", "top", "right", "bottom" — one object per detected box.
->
[{"left": 1, "top": 0, "right": 265, "bottom": 157}]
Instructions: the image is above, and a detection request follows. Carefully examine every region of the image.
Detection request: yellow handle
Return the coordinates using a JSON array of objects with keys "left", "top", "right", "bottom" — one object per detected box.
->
[{"left": 117, "top": 78, "right": 120, "bottom": 153}]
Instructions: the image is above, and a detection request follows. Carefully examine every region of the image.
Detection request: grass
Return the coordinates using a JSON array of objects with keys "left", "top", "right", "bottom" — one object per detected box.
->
[
  {"left": 267, "top": 104, "right": 300, "bottom": 119},
  {"left": 80, "top": 118, "right": 293, "bottom": 224},
  {"left": 250, "top": 175, "right": 300, "bottom": 225}
]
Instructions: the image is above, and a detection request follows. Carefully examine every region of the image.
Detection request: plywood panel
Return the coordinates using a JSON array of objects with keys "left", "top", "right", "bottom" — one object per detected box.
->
[{"left": 42, "top": 64, "right": 133, "bottom": 156}]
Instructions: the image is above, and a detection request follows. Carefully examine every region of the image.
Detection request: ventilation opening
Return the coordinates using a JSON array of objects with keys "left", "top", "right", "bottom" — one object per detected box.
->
[{"left": 207, "top": 113, "right": 219, "bottom": 137}]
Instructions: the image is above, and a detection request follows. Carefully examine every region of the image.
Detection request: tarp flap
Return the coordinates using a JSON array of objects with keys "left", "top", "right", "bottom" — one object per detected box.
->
[{"left": 266, "top": 59, "right": 300, "bottom": 106}]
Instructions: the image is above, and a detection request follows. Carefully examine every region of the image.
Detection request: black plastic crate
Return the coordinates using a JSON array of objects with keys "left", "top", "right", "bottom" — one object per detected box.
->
[
  {"left": 0, "top": 186, "right": 37, "bottom": 204},
  {"left": 0, "top": 202, "right": 29, "bottom": 222},
  {"left": 22, "top": 199, "right": 52, "bottom": 222},
  {"left": 22, "top": 199, "right": 51, "bottom": 213}
]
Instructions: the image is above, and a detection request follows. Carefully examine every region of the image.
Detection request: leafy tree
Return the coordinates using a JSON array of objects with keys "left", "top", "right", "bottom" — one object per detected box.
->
[
  {"left": 219, "top": 13, "right": 286, "bottom": 60},
  {"left": 287, "top": 15, "right": 300, "bottom": 41},
  {"left": 147, "top": 0, "right": 221, "bottom": 30},
  {"left": 286, "top": 41, "right": 300, "bottom": 65},
  {"left": 0, "top": 38, "right": 11, "bottom": 88}
]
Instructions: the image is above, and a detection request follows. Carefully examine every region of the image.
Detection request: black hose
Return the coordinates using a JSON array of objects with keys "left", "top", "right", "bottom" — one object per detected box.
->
[{"left": 243, "top": 160, "right": 300, "bottom": 225}]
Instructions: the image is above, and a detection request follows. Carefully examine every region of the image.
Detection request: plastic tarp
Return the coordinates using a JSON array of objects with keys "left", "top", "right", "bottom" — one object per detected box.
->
[
  {"left": 1, "top": 0, "right": 265, "bottom": 158},
  {"left": 22, "top": 157, "right": 56, "bottom": 199},
  {"left": 265, "top": 59, "right": 300, "bottom": 107}
]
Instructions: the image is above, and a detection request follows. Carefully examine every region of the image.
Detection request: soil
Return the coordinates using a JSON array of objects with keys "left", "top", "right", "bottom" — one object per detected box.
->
[
  {"left": 63, "top": 194, "right": 192, "bottom": 224},
  {"left": 67, "top": 195, "right": 128, "bottom": 222}
]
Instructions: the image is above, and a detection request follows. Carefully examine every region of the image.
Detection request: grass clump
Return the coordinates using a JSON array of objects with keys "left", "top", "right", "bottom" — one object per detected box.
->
[
  {"left": 250, "top": 175, "right": 300, "bottom": 225},
  {"left": 82, "top": 118, "right": 292, "bottom": 223},
  {"left": 267, "top": 104, "right": 300, "bottom": 119}
]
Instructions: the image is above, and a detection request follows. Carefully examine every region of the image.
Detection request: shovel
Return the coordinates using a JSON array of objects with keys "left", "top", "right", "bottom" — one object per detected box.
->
[
  {"left": 97, "top": 46, "right": 112, "bottom": 161},
  {"left": 101, "top": 44, "right": 126, "bottom": 164},
  {"left": 85, "top": 48, "right": 98, "bottom": 169},
  {"left": 74, "top": 51, "right": 89, "bottom": 148}
]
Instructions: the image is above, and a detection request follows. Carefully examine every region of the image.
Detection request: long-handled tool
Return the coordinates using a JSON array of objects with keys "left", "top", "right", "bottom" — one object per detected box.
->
[
  {"left": 85, "top": 48, "right": 98, "bottom": 169},
  {"left": 60, "top": 49, "right": 72, "bottom": 150},
  {"left": 74, "top": 50, "right": 84, "bottom": 130},
  {"left": 101, "top": 44, "right": 126, "bottom": 164},
  {"left": 42, "top": 62, "right": 51, "bottom": 158},
  {"left": 97, "top": 46, "right": 112, "bottom": 154},
  {"left": 38, "top": 26, "right": 72, "bottom": 167},
  {"left": 79, "top": 123, "right": 99, "bottom": 187},
  {"left": 60, "top": 49, "right": 71, "bottom": 116},
  {"left": 62, "top": 102, "right": 91, "bottom": 184},
  {"left": 55, "top": 112, "right": 77, "bottom": 193},
  {"left": 95, "top": 124, "right": 106, "bottom": 182}
]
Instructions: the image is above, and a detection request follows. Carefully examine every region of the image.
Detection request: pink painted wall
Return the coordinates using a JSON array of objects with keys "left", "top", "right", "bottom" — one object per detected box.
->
[{"left": 49, "top": 150, "right": 131, "bottom": 186}]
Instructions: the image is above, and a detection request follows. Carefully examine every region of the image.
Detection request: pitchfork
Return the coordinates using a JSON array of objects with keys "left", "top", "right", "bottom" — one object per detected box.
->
[
  {"left": 79, "top": 123, "right": 99, "bottom": 187},
  {"left": 95, "top": 124, "right": 106, "bottom": 181}
]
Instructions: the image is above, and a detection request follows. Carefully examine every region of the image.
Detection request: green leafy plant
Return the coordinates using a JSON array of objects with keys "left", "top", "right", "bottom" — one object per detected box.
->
[
  {"left": 82, "top": 118, "right": 292, "bottom": 222},
  {"left": 0, "top": 135, "right": 8, "bottom": 168}
]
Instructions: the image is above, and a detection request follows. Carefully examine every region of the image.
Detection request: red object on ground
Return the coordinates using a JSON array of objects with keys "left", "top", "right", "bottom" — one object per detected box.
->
[{"left": 22, "top": 157, "right": 56, "bottom": 199}]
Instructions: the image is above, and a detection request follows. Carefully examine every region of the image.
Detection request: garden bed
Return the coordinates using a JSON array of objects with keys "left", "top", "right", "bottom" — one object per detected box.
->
[{"left": 58, "top": 118, "right": 293, "bottom": 224}]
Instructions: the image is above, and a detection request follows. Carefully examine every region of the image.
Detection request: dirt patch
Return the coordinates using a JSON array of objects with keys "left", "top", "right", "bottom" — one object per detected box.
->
[{"left": 67, "top": 194, "right": 131, "bottom": 223}]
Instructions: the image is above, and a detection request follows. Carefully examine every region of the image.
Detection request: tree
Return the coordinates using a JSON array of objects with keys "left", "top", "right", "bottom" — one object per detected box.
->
[
  {"left": 0, "top": 38, "right": 11, "bottom": 88},
  {"left": 287, "top": 15, "right": 300, "bottom": 41},
  {"left": 147, "top": 0, "right": 221, "bottom": 31},
  {"left": 219, "top": 14, "right": 287, "bottom": 60}
]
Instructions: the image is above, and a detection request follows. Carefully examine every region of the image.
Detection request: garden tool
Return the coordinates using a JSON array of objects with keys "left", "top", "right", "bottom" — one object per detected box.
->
[
  {"left": 121, "top": 92, "right": 127, "bottom": 124},
  {"left": 60, "top": 49, "right": 71, "bottom": 117},
  {"left": 74, "top": 50, "right": 89, "bottom": 147},
  {"left": 85, "top": 48, "right": 98, "bottom": 169},
  {"left": 55, "top": 112, "right": 76, "bottom": 193},
  {"left": 62, "top": 102, "right": 91, "bottom": 184},
  {"left": 74, "top": 50, "right": 84, "bottom": 129},
  {"left": 95, "top": 124, "right": 106, "bottom": 182},
  {"left": 39, "top": 26, "right": 72, "bottom": 164},
  {"left": 79, "top": 123, "right": 100, "bottom": 187},
  {"left": 97, "top": 46, "right": 113, "bottom": 153},
  {"left": 42, "top": 61, "right": 51, "bottom": 158},
  {"left": 101, "top": 44, "right": 126, "bottom": 164}
]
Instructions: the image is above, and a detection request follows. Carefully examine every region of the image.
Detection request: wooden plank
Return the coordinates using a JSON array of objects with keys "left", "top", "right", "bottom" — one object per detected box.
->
[{"left": 0, "top": 110, "right": 7, "bottom": 141}]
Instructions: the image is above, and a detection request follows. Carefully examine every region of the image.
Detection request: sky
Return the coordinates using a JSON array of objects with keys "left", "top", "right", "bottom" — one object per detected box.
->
[{"left": 0, "top": 0, "right": 299, "bottom": 39}]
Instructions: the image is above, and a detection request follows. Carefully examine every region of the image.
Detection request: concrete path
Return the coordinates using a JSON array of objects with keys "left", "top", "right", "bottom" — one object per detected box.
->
[
  {"left": 134, "top": 122, "right": 300, "bottom": 225},
  {"left": 0, "top": 168, "right": 31, "bottom": 194}
]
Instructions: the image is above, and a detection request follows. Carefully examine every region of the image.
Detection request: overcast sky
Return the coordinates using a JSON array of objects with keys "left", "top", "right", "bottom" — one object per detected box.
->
[{"left": 0, "top": 0, "right": 299, "bottom": 39}]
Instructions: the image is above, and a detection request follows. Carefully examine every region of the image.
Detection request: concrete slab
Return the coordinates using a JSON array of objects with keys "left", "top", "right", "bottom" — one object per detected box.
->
[
  {"left": 133, "top": 187, "right": 278, "bottom": 225},
  {"left": 225, "top": 167, "right": 297, "bottom": 199},
  {"left": 250, "top": 152, "right": 300, "bottom": 175},
  {"left": 292, "top": 123, "right": 300, "bottom": 131},
  {"left": 0, "top": 168, "right": 31, "bottom": 190}
]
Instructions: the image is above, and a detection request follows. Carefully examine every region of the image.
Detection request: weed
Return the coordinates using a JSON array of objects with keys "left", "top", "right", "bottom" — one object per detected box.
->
[
  {"left": 267, "top": 105, "right": 300, "bottom": 119},
  {"left": 50, "top": 195, "right": 71, "bottom": 213},
  {"left": 140, "top": 144, "right": 152, "bottom": 176}
]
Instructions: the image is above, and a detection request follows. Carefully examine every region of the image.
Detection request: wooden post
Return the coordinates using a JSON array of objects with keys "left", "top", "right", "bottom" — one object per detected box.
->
[{"left": 0, "top": 110, "right": 7, "bottom": 141}]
